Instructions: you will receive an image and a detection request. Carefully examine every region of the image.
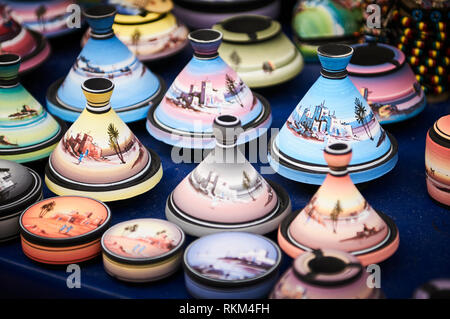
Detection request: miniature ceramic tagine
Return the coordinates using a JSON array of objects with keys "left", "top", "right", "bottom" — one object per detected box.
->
[
  {"left": 347, "top": 41, "right": 426, "bottom": 124},
  {"left": 271, "top": 249, "right": 383, "bottom": 299},
  {"left": 4, "top": 0, "right": 79, "bottom": 38},
  {"left": 278, "top": 142, "right": 400, "bottom": 266},
  {"left": 183, "top": 232, "right": 282, "bottom": 299},
  {"left": 413, "top": 279, "right": 450, "bottom": 299},
  {"left": 166, "top": 115, "right": 291, "bottom": 237},
  {"left": 80, "top": 0, "right": 189, "bottom": 61},
  {"left": 101, "top": 218, "right": 185, "bottom": 282},
  {"left": 147, "top": 29, "right": 272, "bottom": 149},
  {"left": 0, "top": 159, "right": 42, "bottom": 242},
  {"left": 292, "top": 0, "right": 363, "bottom": 61},
  {"left": 425, "top": 115, "right": 450, "bottom": 207},
  {"left": 0, "top": 54, "right": 65, "bottom": 163},
  {"left": 46, "top": 5, "right": 165, "bottom": 123},
  {"left": 173, "top": 0, "right": 280, "bottom": 29},
  {"left": 45, "top": 78, "right": 163, "bottom": 202},
  {"left": 212, "top": 15, "right": 304, "bottom": 88},
  {"left": 0, "top": 4, "right": 51, "bottom": 74},
  {"left": 19, "top": 196, "right": 111, "bottom": 265},
  {"left": 269, "top": 44, "right": 398, "bottom": 185}
]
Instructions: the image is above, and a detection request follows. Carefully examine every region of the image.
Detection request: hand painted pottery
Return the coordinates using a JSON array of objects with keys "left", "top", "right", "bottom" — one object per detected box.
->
[
  {"left": 166, "top": 115, "right": 291, "bottom": 237},
  {"left": 212, "top": 15, "right": 304, "bottom": 88},
  {"left": 278, "top": 142, "right": 400, "bottom": 266},
  {"left": 183, "top": 232, "right": 281, "bottom": 299},
  {"left": 292, "top": 0, "right": 363, "bottom": 61},
  {"left": 173, "top": 0, "right": 280, "bottom": 29},
  {"left": 0, "top": 54, "right": 65, "bottom": 163},
  {"left": 19, "top": 196, "right": 111, "bottom": 264},
  {"left": 4, "top": 0, "right": 79, "bottom": 38},
  {"left": 425, "top": 115, "right": 450, "bottom": 207},
  {"left": 0, "top": 159, "right": 42, "bottom": 242},
  {"left": 46, "top": 5, "right": 165, "bottom": 123},
  {"left": 0, "top": 4, "right": 51, "bottom": 74},
  {"left": 101, "top": 218, "right": 185, "bottom": 282},
  {"left": 107, "top": 0, "right": 174, "bottom": 14},
  {"left": 147, "top": 29, "right": 272, "bottom": 149},
  {"left": 348, "top": 41, "right": 426, "bottom": 124},
  {"left": 45, "top": 78, "right": 163, "bottom": 202},
  {"left": 271, "top": 249, "right": 383, "bottom": 299},
  {"left": 413, "top": 279, "right": 450, "bottom": 299},
  {"left": 269, "top": 44, "right": 398, "bottom": 185}
]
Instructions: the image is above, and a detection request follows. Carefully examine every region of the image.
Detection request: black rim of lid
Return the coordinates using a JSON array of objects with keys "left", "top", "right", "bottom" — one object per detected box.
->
[
  {"left": 318, "top": 44, "right": 353, "bottom": 58},
  {"left": 83, "top": 5, "right": 117, "bottom": 19}
]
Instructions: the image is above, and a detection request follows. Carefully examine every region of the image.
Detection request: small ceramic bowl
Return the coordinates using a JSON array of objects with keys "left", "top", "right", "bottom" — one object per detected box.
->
[
  {"left": 19, "top": 196, "right": 111, "bottom": 265},
  {"left": 183, "top": 232, "right": 281, "bottom": 299},
  {"left": 0, "top": 159, "right": 42, "bottom": 242},
  {"left": 270, "top": 249, "right": 383, "bottom": 299},
  {"left": 413, "top": 279, "right": 450, "bottom": 299},
  {"left": 101, "top": 218, "right": 185, "bottom": 283}
]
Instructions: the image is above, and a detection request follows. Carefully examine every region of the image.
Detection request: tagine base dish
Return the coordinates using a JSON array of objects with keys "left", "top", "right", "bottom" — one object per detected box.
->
[
  {"left": 18, "top": 30, "right": 51, "bottom": 74},
  {"left": 426, "top": 173, "right": 450, "bottom": 208}
]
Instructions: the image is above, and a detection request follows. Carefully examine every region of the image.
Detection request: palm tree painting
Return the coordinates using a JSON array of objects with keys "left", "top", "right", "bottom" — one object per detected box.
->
[
  {"left": 230, "top": 51, "right": 241, "bottom": 71},
  {"left": 131, "top": 28, "right": 141, "bottom": 56},
  {"left": 242, "top": 171, "right": 256, "bottom": 201},
  {"left": 225, "top": 74, "right": 243, "bottom": 107},
  {"left": 35, "top": 5, "right": 47, "bottom": 32},
  {"left": 330, "top": 200, "right": 342, "bottom": 233},
  {"left": 39, "top": 200, "right": 56, "bottom": 218},
  {"left": 107, "top": 123, "right": 126, "bottom": 164},
  {"left": 354, "top": 97, "right": 373, "bottom": 140}
]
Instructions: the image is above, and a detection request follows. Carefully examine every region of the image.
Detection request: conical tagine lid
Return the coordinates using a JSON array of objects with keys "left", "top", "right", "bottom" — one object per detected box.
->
[
  {"left": 278, "top": 142, "right": 399, "bottom": 265},
  {"left": 46, "top": 5, "right": 165, "bottom": 123},
  {"left": 0, "top": 54, "right": 65, "bottom": 163},
  {"left": 147, "top": 29, "right": 272, "bottom": 149},
  {"left": 166, "top": 114, "right": 290, "bottom": 237},
  {"left": 46, "top": 78, "right": 163, "bottom": 202},
  {"left": 0, "top": 5, "right": 50, "bottom": 74},
  {"left": 269, "top": 44, "right": 398, "bottom": 185}
]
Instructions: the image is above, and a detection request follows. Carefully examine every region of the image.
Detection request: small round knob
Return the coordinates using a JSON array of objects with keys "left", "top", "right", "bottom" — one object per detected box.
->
[
  {"left": 317, "top": 44, "right": 353, "bottom": 73},
  {"left": 82, "top": 78, "right": 114, "bottom": 109},
  {"left": 0, "top": 54, "right": 20, "bottom": 86},
  {"left": 188, "top": 29, "right": 222, "bottom": 59},
  {"left": 324, "top": 143, "right": 352, "bottom": 170},
  {"left": 84, "top": 5, "right": 116, "bottom": 36},
  {"left": 213, "top": 115, "right": 242, "bottom": 147}
]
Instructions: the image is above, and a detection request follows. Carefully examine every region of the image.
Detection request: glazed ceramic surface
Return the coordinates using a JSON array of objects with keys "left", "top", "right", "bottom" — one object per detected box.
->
[
  {"left": 101, "top": 218, "right": 185, "bottom": 282},
  {"left": 213, "top": 15, "right": 303, "bottom": 88},
  {"left": 147, "top": 29, "right": 272, "bottom": 149},
  {"left": 46, "top": 78, "right": 163, "bottom": 202},
  {"left": 0, "top": 5, "right": 50, "bottom": 74},
  {"left": 183, "top": 232, "right": 281, "bottom": 299},
  {"left": 348, "top": 42, "right": 426, "bottom": 124},
  {"left": 278, "top": 142, "right": 399, "bottom": 265},
  {"left": 269, "top": 44, "right": 398, "bottom": 185},
  {"left": 19, "top": 196, "right": 110, "bottom": 264},
  {"left": 46, "top": 5, "right": 165, "bottom": 123},
  {"left": 271, "top": 249, "right": 382, "bottom": 299},
  {"left": 413, "top": 279, "right": 450, "bottom": 299},
  {"left": 425, "top": 115, "right": 450, "bottom": 207},
  {"left": 0, "top": 54, "right": 65, "bottom": 163},
  {"left": 0, "top": 159, "right": 42, "bottom": 242}
]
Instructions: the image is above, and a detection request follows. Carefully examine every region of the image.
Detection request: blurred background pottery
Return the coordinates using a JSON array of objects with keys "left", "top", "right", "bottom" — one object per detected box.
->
[
  {"left": 213, "top": 15, "right": 303, "bottom": 88},
  {"left": 0, "top": 54, "right": 65, "bottom": 163},
  {"left": 147, "top": 29, "right": 272, "bottom": 149},
  {"left": 0, "top": 159, "right": 42, "bottom": 242},
  {"left": 269, "top": 44, "right": 398, "bottom": 185},
  {"left": 166, "top": 115, "right": 291, "bottom": 236},
  {"left": 413, "top": 279, "right": 450, "bottom": 299},
  {"left": 46, "top": 5, "right": 165, "bottom": 123},
  {"left": 45, "top": 78, "right": 163, "bottom": 202}
]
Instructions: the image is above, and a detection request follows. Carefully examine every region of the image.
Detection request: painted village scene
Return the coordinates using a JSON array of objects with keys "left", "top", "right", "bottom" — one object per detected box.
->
[
  {"left": 0, "top": 104, "right": 42, "bottom": 148},
  {"left": 0, "top": 167, "right": 15, "bottom": 202},
  {"left": 72, "top": 54, "right": 142, "bottom": 79}
]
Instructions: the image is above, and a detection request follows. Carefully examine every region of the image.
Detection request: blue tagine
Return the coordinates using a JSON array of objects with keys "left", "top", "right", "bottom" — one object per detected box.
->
[
  {"left": 46, "top": 5, "right": 165, "bottom": 123},
  {"left": 269, "top": 44, "right": 398, "bottom": 185}
]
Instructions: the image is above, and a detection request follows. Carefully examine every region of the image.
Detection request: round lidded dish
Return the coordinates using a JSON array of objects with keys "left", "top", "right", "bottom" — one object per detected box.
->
[
  {"left": 19, "top": 196, "right": 111, "bottom": 264},
  {"left": 413, "top": 279, "right": 450, "bottom": 299},
  {"left": 183, "top": 232, "right": 282, "bottom": 299},
  {"left": 0, "top": 159, "right": 42, "bottom": 242},
  {"left": 101, "top": 218, "right": 185, "bottom": 282}
]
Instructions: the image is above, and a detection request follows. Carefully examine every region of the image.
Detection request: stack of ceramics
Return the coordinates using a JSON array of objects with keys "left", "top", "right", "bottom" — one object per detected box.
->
[
  {"left": 4, "top": 0, "right": 79, "bottom": 38},
  {"left": 173, "top": 0, "right": 280, "bottom": 29},
  {"left": 0, "top": 4, "right": 51, "bottom": 74},
  {"left": 278, "top": 142, "right": 400, "bottom": 265},
  {"left": 147, "top": 29, "right": 272, "bottom": 149},
  {"left": 45, "top": 78, "right": 163, "bottom": 202},
  {"left": 270, "top": 249, "right": 383, "bottom": 299},
  {"left": 348, "top": 41, "right": 426, "bottom": 124},
  {"left": 212, "top": 15, "right": 304, "bottom": 88},
  {"left": 292, "top": 0, "right": 363, "bottom": 61},
  {"left": 0, "top": 159, "right": 42, "bottom": 242},
  {"left": 0, "top": 54, "right": 65, "bottom": 163},
  {"left": 81, "top": 0, "right": 189, "bottom": 61},
  {"left": 269, "top": 44, "right": 398, "bottom": 185},
  {"left": 46, "top": 5, "right": 165, "bottom": 123},
  {"left": 166, "top": 115, "right": 291, "bottom": 237}
]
